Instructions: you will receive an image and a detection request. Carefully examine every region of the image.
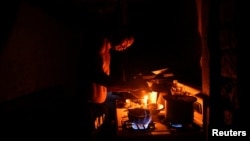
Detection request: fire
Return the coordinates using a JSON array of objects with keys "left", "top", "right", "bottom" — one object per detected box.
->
[
  {"left": 148, "top": 91, "right": 157, "bottom": 104},
  {"left": 131, "top": 117, "right": 152, "bottom": 130},
  {"left": 142, "top": 95, "right": 148, "bottom": 107},
  {"left": 142, "top": 91, "right": 158, "bottom": 107}
]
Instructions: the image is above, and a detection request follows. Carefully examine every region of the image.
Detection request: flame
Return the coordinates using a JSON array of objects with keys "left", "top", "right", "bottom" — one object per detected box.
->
[
  {"left": 125, "top": 99, "right": 130, "bottom": 103},
  {"left": 131, "top": 117, "right": 152, "bottom": 130},
  {"left": 148, "top": 91, "right": 157, "bottom": 104},
  {"left": 142, "top": 95, "right": 148, "bottom": 107}
]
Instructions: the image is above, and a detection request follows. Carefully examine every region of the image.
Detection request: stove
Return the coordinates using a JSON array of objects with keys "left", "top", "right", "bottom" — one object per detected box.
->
[
  {"left": 115, "top": 99, "right": 205, "bottom": 141},
  {"left": 121, "top": 120, "right": 155, "bottom": 131}
]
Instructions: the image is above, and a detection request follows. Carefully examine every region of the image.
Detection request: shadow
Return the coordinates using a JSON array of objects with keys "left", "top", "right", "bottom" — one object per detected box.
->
[
  {"left": 0, "top": 1, "right": 20, "bottom": 54},
  {"left": 0, "top": 86, "right": 77, "bottom": 139}
]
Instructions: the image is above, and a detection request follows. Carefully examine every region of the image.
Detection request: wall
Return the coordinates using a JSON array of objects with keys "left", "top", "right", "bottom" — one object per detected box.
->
[
  {"left": 123, "top": 0, "right": 202, "bottom": 87},
  {"left": 200, "top": 2, "right": 243, "bottom": 141},
  {"left": 0, "top": 1, "right": 79, "bottom": 103},
  {"left": 218, "top": 0, "right": 239, "bottom": 128},
  {"left": 196, "top": 0, "right": 240, "bottom": 140}
]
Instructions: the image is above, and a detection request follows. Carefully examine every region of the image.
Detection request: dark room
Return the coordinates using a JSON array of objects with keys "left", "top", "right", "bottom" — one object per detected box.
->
[{"left": 0, "top": 0, "right": 243, "bottom": 140}]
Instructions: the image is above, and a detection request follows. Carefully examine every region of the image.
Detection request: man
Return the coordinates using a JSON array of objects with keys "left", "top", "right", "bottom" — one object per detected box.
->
[
  {"left": 89, "top": 28, "right": 134, "bottom": 103},
  {"left": 74, "top": 26, "right": 135, "bottom": 140}
]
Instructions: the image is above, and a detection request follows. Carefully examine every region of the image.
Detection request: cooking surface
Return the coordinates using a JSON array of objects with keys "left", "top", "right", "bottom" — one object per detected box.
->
[
  {"left": 116, "top": 107, "right": 170, "bottom": 135},
  {"left": 114, "top": 98, "right": 205, "bottom": 141},
  {"left": 108, "top": 80, "right": 205, "bottom": 140}
]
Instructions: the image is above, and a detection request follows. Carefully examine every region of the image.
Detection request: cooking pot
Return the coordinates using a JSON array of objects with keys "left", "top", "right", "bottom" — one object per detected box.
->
[
  {"left": 147, "top": 103, "right": 164, "bottom": 115},
  {"left": 127, "top": 108, "right": 151, "bottom": 124},
  {"left": 163, "top": 95, "right": 197, "bottom": 124}
]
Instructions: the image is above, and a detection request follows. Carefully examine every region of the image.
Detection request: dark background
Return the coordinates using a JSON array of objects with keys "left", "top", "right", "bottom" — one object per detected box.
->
[
  {"left": 0, "top": 0, "right": 203, "bottom": 139},
  {"left": 0, "top": 0, "right": 244, "bottom": 140},
  {"left": 0, "top": 0, "right": 202, "bottom": 103}
]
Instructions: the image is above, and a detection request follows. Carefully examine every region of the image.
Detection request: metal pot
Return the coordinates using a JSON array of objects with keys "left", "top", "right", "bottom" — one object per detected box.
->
[
  {"left": 163, "top": 95, "right": 197, "bottom": 124},
  {"left": 127, "top": 108, "right": 151, "bottom": 124}
]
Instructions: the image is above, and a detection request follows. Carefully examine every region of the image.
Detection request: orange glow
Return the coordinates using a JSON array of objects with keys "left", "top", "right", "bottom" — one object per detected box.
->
[
  {"left": 143, "top": 95, "right": 148, "bottom": 107},
  {"left": 148, "top": 91, "right": 157, "bottom": 104},
  {"left": 125, "top": 99, "right": 130, "bottom": 103},
  {"left": 196, "top": 0, "right": 203, "bottom": 37},
  {"left": 125, "top": 99, "right": 131, "bottom": 108}
]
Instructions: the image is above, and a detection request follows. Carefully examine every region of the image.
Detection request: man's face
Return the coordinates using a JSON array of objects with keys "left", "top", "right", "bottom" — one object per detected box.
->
[{"left": 114, "top": 37, "right": 134, "bottom": 51}]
